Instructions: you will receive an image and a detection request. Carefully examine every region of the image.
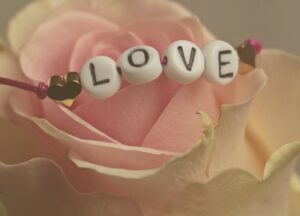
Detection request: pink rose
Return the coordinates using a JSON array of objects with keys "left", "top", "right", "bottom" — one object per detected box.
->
[{"left": 0, "top": 0, "right": 300, "bottom": 216}]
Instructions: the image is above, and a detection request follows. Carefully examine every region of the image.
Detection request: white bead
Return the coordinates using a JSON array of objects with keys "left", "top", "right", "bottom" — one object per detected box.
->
[
  {"left": 80, "top": 56, "right": 121, "bottom": 99},
  {"left": 163, "top": 40, "right": 205, "bottom": 84},
  {"left": 119, "top": 46, "right": 162, "bottom": 84},
  {"left": 202, "top": 40, "right": 239, "bottom": 85}
]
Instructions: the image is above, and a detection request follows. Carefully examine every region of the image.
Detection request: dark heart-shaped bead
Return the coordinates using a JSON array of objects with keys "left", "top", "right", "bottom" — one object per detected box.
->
[
  {"left": 237, "top": 43, "right": 257, "bottom": 67},
  {"left": 47, "top": 72, "right": 82, "bottom": 101}
]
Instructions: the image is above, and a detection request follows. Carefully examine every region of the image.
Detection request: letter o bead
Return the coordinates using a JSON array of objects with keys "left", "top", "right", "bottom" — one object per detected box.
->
[
  {"left": 80, "top": 56, "right": 121, "bottom": 99},
  {"left": 163, "top": 40, "right": 205, "bottom": 84},
  {"left": 119, "top": 46, "right": 163, "bottom": 84},
  {"left": 202, "top": 40, "right": 239, "bottom": 85}
]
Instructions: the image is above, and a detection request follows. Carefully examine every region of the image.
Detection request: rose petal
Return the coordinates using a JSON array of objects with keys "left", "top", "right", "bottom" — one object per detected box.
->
[
  {"left": 141, "top": 78, "right": 218, "bottom": 152},
  {"left": 8, "top": 0, "right": 66, "bottom": 53},
  {"left": 180, "top": 16, "right": 216, "bottom": 44},
  {"left": 74, "top": 75, "right": 180, "bottom": 147},
  {"left": 143, "top": 32, "right": 171, "bottom": 55},
  {"left": 164, "top": 142, "right": 300, "bottom": 216},
  {"left": 0, "top": 117, "right": 40, "bottom": 164},
  {"left": 8, "top": 0, "right": 191, "bottom": 51},
  {"left": 0, "top": 159, "right": 142, "bottom": 216},
  {"left": 69, "top": 30, "right": 118, "bottom": 72},
  {"left": 142, "top": 70, "right": 267, "bottom": 156},
  {"left": 205, "top": 70, "right": 269, "bottom": 178},
  {"left": 92, "top": 31, "right": 144, "bottom": 60},
  {"left": 125, "top": 18, "right": 196, "bottom": 52},
  {"left": 62, "top": 72, "right": 268, "bottom": 215},
  {"left": 289, "top": 174, "right": 300, "bottom": 216},
  {"left": 66, "top": 89, "right": 300, "bottom": 216},
  {"left": 42, "top": 99, "right": 120, "bottom": 143},
  {"left": 8, "top": 93, "right": 177, "bottom": 171},
  {"left": 180, "top": 16, "right": 205, "bottom": 45},
  {"left": 247, "top": 50, "right": 300, "bottom": 156},
  {"left": 54, "top": 0, "right": 191, "bottom": 25},
  {"left": 6, "top": 91, "right": 68, "bottom": 159},
  {"left": 20, "top": 11, "right": 118, "bottom": 82}
]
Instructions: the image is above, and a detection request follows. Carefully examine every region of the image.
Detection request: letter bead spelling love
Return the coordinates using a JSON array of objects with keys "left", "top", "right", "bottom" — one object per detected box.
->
[
  {"left": 0, "top": 39, "right": 261, "bottom": 106},
  {"left": 163, "top": 40, "right": 205, "bottom": 84},
  {"left": 80, "top": 40, "right": 240, "bottom": 99}
]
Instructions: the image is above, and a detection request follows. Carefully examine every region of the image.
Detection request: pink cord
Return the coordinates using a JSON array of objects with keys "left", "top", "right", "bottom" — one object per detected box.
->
[{"left": 0, "top": 77, "right": 48, "bottom": 99}]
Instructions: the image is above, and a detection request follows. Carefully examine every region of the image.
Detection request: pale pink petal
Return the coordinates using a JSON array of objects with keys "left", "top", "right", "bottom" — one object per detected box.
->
[
  {"left": 92, "top": 31, "right": 144, "bottom": 60},
  {"left": 74, "top": 75, "right": 180, "bottom": 147},
  {"left": 0, "top": 51, "right": 40, "bottom": 165},
  {"left": 142, "top": 71, "right": 266, "bottom": 154},
  {"left": 144, "top": 33, "right": 171, "bottom": 55},
  {"left": 7, "top": 92, "right": 67, "bottom": 158},
  {"left": 8, "top": 0, "right": 67, "bottom": 53},
  {"left": 53, "top": 0, "right": 191, "bottom": 25},
  {"left": 42, "top": 98, "right": 120, "bottom": 143},
  {"left": 10, "top": 0, "right": 191, "bottom": 55},
  {"left": 142, "top": 78, "right": 218, "bottom": 152},
  {"left": 180, "top": 16, "right": 205, "bottom": 45},
  {"left": 72, "top": 122, "right": 299, "bottom": 216},
  {"left": 8, "top": 93, "right": 177, "bottom": 170},
  {"left": 0, "top": 159, "right": 142, "bottom": 216},
  {"left": 125, "top": 18, "right": 196, "bottom": 53},
  {"left": 205, "top": 70, "right": 268, "bottom": 178},
  {"left": 69, "top": 30, "right": 118, "bottom": 72},
  {"left": 0, "top": 118, "right": 39, "bottom": 164},
  {"left": 247, "top": 50, "right": 300, "bottom": 155},
  {"left": 164, "top": 142, "right": 300, "bottom": 216},
  {"left": 20, "top": 11, "right": 118, "bottom": 82},
  {"left": 93, "top": 44, "right": 121, "bottom": 62},
  {"left": 180, "top": 16, "right": 215, "bottom": 44},
  {"left": 289, "top": 174, "right": 300, "bottom": 216}
]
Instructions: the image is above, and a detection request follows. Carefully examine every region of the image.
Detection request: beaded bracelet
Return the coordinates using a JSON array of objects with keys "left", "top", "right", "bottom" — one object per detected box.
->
[{"left": 0, "top": 39, "right": 262, "bottom": 107}]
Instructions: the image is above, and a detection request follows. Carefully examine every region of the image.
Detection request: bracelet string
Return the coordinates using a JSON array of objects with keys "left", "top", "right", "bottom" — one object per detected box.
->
[{"left": 0, "top": 39, "right": 262, "bottom": 106}]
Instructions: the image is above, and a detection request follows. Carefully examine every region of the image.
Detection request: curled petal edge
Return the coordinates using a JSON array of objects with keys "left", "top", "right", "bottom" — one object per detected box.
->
[
  {"left": 289, "top": 174, "right": 300, "bottom": 216},
  {"left": 70, "top": 69, "right": 268, "bottom": 179},
  {"left": 0, "top": 159, "right": 143, "bottom": 216},
  {"left": 8, "top": 0, "right": 67, "bottom": 53}
]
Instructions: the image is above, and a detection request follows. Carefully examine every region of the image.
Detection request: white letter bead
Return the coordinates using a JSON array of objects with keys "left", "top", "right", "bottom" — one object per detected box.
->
[
  {"left": 80, "top": 56, "right": 121, "bottom": 99},
  {"left": 119, "top": 46, "right": 162, "bottom": 84},
  {"left": 202, "top": 40, "right": 239, "bottom": 85},
  {"left": 163, "top": 40, "right": 205, "bottom": 84}
]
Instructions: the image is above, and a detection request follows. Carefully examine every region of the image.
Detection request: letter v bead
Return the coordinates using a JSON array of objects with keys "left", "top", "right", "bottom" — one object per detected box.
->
[
  {"left": 177, "top": 46, "right": 197, "bottom": 71},
  {"left": 163, "top": 40, "right": 205, "bottom": 84}
]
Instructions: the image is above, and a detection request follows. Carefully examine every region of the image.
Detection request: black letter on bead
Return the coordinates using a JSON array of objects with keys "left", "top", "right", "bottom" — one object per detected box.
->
[
  {"left": 90, "top": 63, "right": 110, "bottom": 86},
  {"left": 219, "top": 50, "right": 234, "bottom": 78},
  {"left": 128, "top": 49, "right": 149, "bottom": 67},
  {"left": 177, "top": 46, "right": 196, "bottom": 71}
]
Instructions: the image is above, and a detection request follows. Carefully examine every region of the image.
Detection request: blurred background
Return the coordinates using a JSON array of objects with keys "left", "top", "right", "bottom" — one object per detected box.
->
[{"left": 0, "top": 0, "right": 299, "bottom": 171}]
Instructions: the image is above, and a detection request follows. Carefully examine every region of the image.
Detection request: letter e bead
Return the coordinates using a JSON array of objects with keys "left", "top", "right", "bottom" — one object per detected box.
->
[
  {"left": 163, "top": 40, "right": 205, "bottom": 84},
  {"left": 202, "top": 40, "right": 239, "bottom": 85}
]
